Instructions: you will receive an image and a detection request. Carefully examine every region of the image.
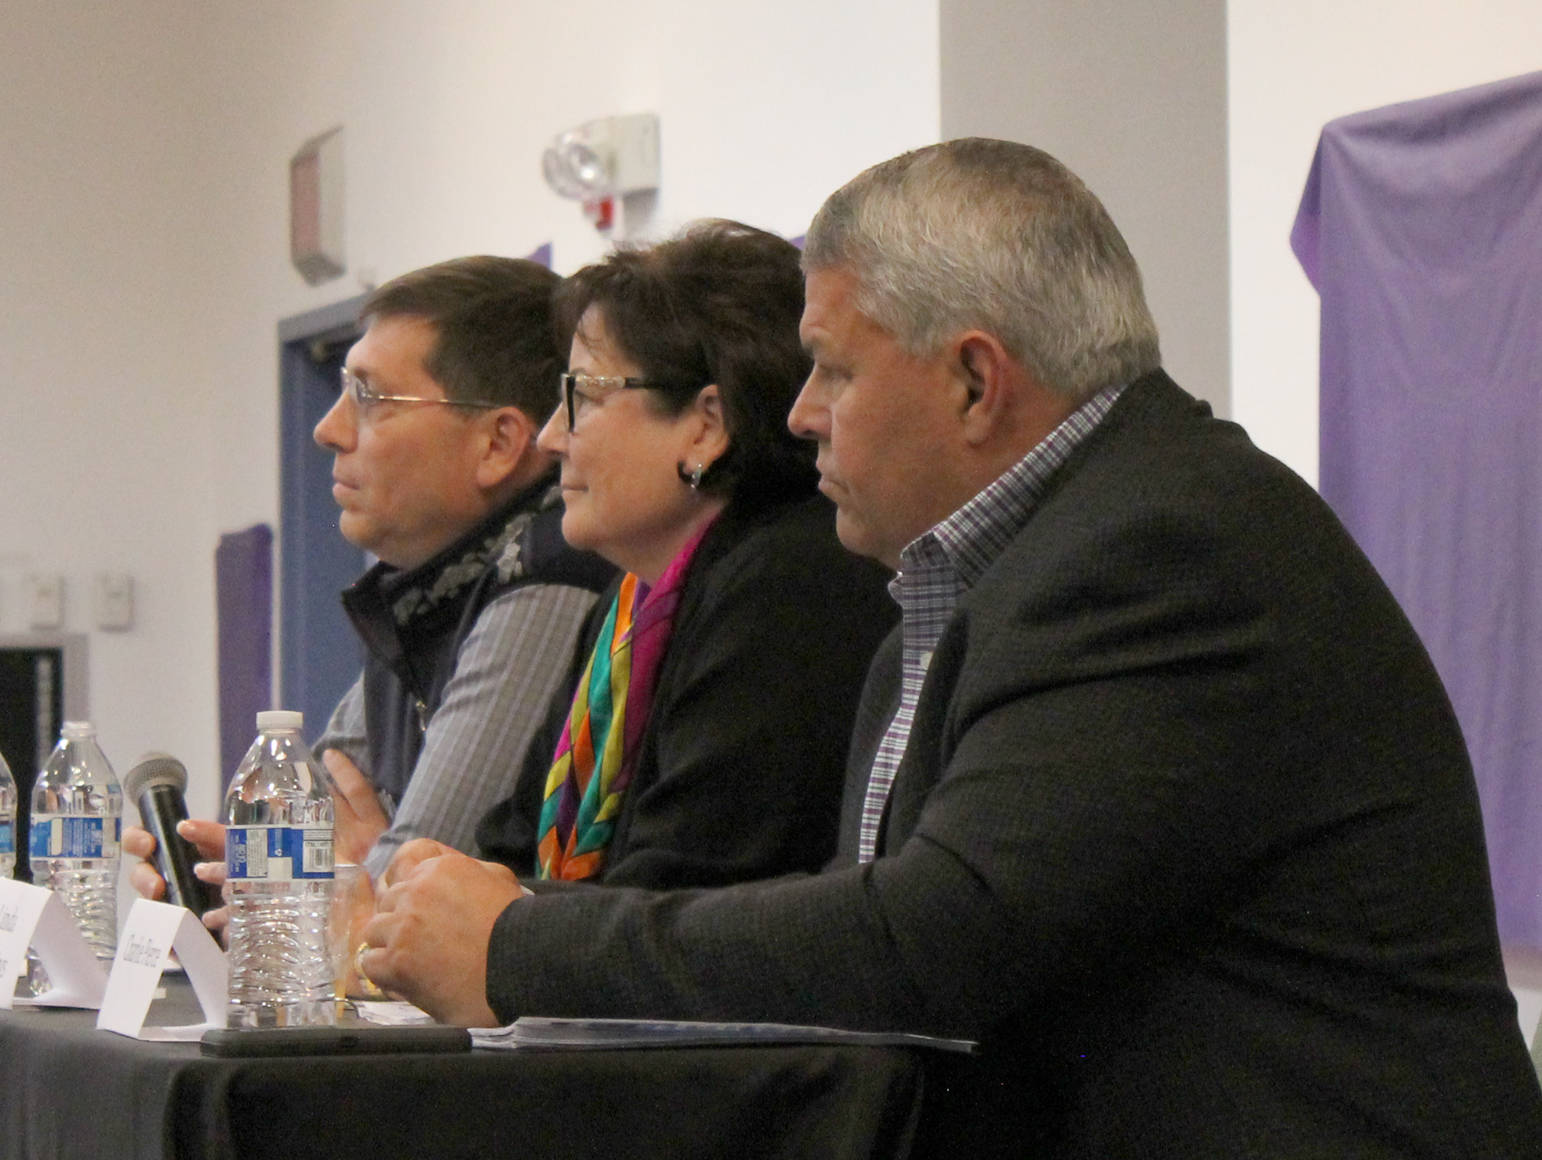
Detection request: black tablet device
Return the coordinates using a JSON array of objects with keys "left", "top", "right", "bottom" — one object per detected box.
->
[{"left": 200, "top": 1024, "right": 472, "bottom": 1057}]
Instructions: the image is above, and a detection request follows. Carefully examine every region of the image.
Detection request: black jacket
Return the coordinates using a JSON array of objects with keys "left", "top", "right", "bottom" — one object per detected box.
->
[
  {"left": 477, "top": 490, "right": 898, "bottom": 889},
  {"left": 485, "top": 373, "right": 1542, "bottom": 1157}
]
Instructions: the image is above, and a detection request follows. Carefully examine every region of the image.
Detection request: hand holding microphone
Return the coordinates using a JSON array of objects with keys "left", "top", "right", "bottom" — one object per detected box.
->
[{"left": 122, "top": 752, "right": 225, "bottom": 924}]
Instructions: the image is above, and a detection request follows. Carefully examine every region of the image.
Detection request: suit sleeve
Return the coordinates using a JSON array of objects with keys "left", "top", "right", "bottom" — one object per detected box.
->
[
  {"left": 482, "top": 545, "right": 1252, "bottom": 1032},
  {"left": 484, "top": 459, "right": 1485, "bottom": 1037}
]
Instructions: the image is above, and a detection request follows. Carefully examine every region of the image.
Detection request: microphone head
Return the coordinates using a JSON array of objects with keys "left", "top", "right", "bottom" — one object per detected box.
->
[{"left": 123, "top": 752, "right": 189, "bottom": 799}]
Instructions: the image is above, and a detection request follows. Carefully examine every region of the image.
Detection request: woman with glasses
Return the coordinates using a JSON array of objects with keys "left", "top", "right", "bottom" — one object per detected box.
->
[{"left": 474, "top": 219, "right": 897, "bottom": 888}]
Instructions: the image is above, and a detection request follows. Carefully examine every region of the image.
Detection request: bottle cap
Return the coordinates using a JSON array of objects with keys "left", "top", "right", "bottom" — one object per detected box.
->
[
  {"left": 61, "top": 721, "right": 96, "bottom": 738},
  {"left": 256, "top": 710, "right": 304, "bottom": 732}
]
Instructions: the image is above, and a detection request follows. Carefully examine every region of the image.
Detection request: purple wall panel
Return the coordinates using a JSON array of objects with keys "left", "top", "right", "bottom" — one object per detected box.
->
[{"left": 216, "top": 524, "right": 273, "bottom": 785}]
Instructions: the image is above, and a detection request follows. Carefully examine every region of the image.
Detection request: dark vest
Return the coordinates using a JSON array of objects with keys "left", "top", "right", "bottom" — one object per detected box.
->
[{"left": 339, "top": 476, "right": 615, "bottom": 804}]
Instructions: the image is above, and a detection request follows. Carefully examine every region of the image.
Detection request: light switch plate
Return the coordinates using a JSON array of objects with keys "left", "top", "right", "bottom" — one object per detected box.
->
[
  {"left": 94, "top": 572, "right": 134, "bottom": 631},
  {"left": 27, "top": 573, "right": 64, "bottom": 629}
]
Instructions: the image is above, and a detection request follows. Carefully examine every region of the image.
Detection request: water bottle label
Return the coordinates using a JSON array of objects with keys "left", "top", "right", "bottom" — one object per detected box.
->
[
  {"left": 28, "top": 815, "right": 119, "bottom": 859},
  {"left": 226, "top": 826, "right": 334, "bottom": 881},
  {"left": 0, "top": 821, "right": 13, "bottom": 856}
]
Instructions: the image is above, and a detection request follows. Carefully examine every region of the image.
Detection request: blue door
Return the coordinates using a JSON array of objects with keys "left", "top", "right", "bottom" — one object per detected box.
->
[{"left": 277, "top": 298, "right": 367, "bottom": 748}]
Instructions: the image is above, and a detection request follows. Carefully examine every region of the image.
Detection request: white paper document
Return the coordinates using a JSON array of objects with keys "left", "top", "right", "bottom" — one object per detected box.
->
[
  {"left": 353, "top": 999, "right": 438, "bottom": 1026},
  {"left": 470, "top": 1017, "right": 977, "bottom": 1054}
]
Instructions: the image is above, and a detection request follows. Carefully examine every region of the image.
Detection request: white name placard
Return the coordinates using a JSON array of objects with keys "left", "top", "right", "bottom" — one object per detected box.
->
[
  {"left": 0, "top": 877, "right": 109, "bottom": 1010},
  {"left": 97, "top": 898, "right": 228, "bottom": 1040}
]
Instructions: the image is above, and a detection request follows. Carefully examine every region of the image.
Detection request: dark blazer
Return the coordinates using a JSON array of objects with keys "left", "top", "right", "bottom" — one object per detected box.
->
[
  {"left": 477, "top": 490, "right": 898, "bottom": 889},
  {"left": 487, "top": 373, "right": 1542, "bottom": 1157}
]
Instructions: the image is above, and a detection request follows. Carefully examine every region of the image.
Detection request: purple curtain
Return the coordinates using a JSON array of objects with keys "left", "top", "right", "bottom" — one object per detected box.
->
[
  {"left": 1293, "top": 71, "right": 1542, "bottom": 945},
  {"left": 216, "top": 524, "right": 273, "bottom": 788}
]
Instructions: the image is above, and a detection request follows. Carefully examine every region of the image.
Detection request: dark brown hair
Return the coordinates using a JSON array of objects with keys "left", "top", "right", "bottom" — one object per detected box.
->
[
  {"left": 363, "top": 255, "right": 562, "bottom": 422},
  {"left": 555, "top": 220, "right": 817, "bottom": 503}
]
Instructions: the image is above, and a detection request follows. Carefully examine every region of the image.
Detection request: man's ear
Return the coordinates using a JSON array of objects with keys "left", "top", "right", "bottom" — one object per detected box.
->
[
  {"left": 475, "top": 407, "right": 538, "bottom": 490},
  {"left": 956, "top": 331, "right": 1015, "bottom": 445}
]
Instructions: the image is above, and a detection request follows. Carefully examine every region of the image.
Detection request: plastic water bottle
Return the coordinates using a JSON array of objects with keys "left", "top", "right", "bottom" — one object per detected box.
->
[
  {"left": 0, "top": 748, "right": 16, "bottom": 880},
  {"left": 28, "top": 722, "right": 123, "bottom": 964},
  {"left": 222, "top": 710, "right": 335, "bottom": 1028}
]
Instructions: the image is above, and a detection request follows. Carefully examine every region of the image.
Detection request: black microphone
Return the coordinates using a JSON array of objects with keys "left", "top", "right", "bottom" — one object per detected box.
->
[{"left": 123, "top": 752, "right": 221, "bottom": 920}]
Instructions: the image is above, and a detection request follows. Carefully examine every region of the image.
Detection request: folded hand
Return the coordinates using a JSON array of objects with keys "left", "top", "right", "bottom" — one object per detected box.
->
[{"left": 360, "top": 840, "right": 525, "bottom": 1027}]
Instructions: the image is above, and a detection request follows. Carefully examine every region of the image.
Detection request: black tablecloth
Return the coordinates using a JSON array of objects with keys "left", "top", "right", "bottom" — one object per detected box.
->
[{"left": 0, "top": 986, "right": 925, "bottom": 1160}]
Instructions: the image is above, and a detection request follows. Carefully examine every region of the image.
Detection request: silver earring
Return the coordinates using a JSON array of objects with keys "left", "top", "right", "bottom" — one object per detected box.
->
[{"left": 689, "top": 463, "right": 704, "bottom": 490}]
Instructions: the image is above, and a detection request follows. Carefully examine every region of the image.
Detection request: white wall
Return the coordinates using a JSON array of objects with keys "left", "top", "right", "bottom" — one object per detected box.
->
[
  {"left": 940, "top": 0, "right": 1230, "bottom": 417},
  {"left": 1227, "top": 0, "right": 1542, "bottom": 483},
  {"left": 1, "top": 0, "right": 939, "bottom": 816},
  {"left": 0, "top": 2, "right": 222, "bottom": 801},
  {"left": 198, "top": 0, "right": 938, "bottom": 545}
]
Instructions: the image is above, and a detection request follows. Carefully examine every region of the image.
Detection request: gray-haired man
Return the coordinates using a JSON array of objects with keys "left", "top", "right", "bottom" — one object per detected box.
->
[{"left": 365, "top": 142, "right": 1542, "bottom": 1158}]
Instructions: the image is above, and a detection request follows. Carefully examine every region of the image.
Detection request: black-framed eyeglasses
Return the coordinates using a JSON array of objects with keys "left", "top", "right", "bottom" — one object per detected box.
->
[
  {"left": 559, "top": 371, "right": 658, "bottom": 432},
  {"left": 340, "top": 366, "right": 503, "bottom": 414}
]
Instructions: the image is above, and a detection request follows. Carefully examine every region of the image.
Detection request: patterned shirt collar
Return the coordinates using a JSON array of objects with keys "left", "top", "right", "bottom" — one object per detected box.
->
[
  {"left": 898, "top": 381, "right": 1127, "bottom": 589},
  {"left": 855, "top": 380, "right": 1126, "bottom": 862}
]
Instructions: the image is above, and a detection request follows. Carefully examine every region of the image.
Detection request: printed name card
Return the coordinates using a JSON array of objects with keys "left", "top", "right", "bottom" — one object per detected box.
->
[
  {"left": 0, "top": 879, "right": 30, "bottom": 997},
  {"left": 0, "top": 877, "right": 109, "bottom": 1010},
  {"left": 97, "top": 898, "right": 227, "bottom": 1040}
]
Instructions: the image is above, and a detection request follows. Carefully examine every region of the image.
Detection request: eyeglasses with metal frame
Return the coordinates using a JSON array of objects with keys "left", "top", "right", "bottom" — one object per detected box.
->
[
  {"left": 559, "top": 371, "right": 662, "bottom": 432},
  {"left": 340, "top": 366, "right": 504, "bottom": 412}
]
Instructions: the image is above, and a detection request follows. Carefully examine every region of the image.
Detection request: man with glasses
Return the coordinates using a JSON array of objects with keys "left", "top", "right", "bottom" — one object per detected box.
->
[{"left": 129, "top": 256, "right": 613, "bottom": 900}]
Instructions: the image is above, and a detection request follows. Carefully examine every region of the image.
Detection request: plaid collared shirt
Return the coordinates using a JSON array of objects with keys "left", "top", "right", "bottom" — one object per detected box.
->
[{"left": 856, "top": 382, "right": 1127, "bottom": 862}]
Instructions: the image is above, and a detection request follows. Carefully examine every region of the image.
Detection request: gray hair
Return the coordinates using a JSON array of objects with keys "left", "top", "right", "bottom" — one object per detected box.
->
[{"left": 802, "top": 138, "right": 1160, "bottom": 402}]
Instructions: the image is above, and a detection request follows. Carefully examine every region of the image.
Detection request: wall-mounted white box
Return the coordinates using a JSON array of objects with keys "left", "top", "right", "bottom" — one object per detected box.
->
[
  {"left": 26, "top": 574, "right": 64, "bottom": 629},
  {"left": 94, "top": 572, "right": 134, "bottom": 631}
]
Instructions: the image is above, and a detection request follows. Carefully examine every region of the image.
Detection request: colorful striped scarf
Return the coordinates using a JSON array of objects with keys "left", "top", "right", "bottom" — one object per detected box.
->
[{"left": 535, "top": 520, "right": 713, "bottom": 880}]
